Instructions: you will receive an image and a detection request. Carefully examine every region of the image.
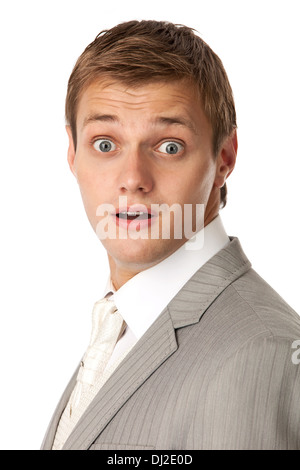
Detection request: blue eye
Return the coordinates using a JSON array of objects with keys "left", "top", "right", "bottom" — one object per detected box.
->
[
  {"left": 93, "top": 139, "right": 117, "bottom": 152},
  {"left": 157, "top": 141, "right": 184, "bottom": 155}
]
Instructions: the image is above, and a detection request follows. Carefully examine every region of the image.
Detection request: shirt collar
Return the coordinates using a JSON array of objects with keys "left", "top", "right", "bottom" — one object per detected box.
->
[{"left": 104, "top": 215, "right": 229, "bottom": 340}]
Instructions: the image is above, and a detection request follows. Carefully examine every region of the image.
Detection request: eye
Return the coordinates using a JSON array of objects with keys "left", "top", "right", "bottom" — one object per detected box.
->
[
  {"left": 157, "top": 141, "right": 184, "bottom": 155},
  {"left": 93, "top": 139, "right": 117, "bottom": 153}
]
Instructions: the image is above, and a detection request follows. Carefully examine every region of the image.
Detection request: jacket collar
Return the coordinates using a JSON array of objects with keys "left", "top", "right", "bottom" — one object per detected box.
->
[{"left": 168, "top": 236, "right": 251, "bottom": 328}]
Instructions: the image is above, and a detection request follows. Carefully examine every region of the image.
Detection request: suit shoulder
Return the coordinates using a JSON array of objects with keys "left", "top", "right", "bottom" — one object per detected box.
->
[
  {"left": 185, "top": 267, "right": 300, "bottom": 362},
  {"left": 228, "top": 267, "right": 300, "bottom": 339}
]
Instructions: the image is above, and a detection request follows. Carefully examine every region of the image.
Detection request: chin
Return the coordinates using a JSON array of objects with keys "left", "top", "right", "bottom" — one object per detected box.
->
[{"left": 103, "top": 238, "right": 182, "bottom": 271}]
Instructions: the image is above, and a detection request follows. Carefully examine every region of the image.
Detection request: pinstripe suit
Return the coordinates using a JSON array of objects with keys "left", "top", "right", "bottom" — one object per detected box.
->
[{"left": 41, "top": 237, "right": 300, "bottom": 450}]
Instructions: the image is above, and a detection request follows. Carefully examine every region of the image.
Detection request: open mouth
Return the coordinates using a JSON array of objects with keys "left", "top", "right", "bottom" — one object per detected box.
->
[{"left": 116, "top": 211, "right": 153, "bottom": 220}]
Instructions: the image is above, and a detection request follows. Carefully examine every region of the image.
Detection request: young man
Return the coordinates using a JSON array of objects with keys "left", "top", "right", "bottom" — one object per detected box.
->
[{"left": 42, "top": 20, "right": 300, "bottom": 450}]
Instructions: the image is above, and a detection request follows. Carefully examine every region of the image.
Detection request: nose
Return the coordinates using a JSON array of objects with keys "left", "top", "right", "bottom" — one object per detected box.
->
[{"left": 118, "top": 147, "right": 154, "bottom": 194}]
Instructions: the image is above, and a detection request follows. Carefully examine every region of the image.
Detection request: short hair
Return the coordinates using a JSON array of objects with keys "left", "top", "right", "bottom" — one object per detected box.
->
[{"left": 66, "top": 20, "right": 237, "bottom": 208}]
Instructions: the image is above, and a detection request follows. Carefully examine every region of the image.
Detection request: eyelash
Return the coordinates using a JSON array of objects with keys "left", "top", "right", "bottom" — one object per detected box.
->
[
  {"left": 90, "top": 136, "right": 115, "bottom": 146},
  {"left": 90, "top": 137, "right": 185, "bottom": 155},
  {"left": 156, "top": 140, "right": 184, "bottom": 155}
]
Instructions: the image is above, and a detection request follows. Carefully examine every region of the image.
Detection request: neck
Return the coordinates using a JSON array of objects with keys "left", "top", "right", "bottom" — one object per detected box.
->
[
  {"left": 107, "top": 244, "right": 185, "bottom": 290},
  {"left": 108, "top": 208, "right": 220, "bottom": 291},
  {"left": 108, "top": 257, "right": 138, "bottom": 291}
]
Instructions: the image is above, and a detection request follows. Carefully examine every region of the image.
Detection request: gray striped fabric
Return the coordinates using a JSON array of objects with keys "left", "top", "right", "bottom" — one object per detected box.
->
[{"left": 41, "top": 237, "right": 300, "bottom": 450}]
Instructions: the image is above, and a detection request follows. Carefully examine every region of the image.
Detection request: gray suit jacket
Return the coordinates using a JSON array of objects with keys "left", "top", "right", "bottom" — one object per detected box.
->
[{"left": 41, "top": 237, "right": 300, "bottom": 450}]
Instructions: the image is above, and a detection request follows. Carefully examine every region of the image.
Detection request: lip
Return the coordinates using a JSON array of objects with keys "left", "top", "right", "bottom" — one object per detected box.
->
[{"left": 112, "top": 204, "right": 158, "bottom": 230}]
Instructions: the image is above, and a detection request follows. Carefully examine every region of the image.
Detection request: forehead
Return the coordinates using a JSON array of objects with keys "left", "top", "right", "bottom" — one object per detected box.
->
[{"left": 76, "top": 78, "right": 210, "bottom": 134}]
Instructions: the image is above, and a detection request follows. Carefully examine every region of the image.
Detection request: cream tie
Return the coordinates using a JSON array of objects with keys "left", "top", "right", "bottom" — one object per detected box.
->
[
  {"left": 52, "top": 295, "right": 126, "bottom": 450},
  {"left": 68, "top": 295, "right": 125, "bottom": 417}
]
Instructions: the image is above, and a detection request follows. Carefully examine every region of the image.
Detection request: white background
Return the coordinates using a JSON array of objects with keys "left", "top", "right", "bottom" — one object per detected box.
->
[{"left": 0, "top": 0, "right": 299, "bottom": 450}]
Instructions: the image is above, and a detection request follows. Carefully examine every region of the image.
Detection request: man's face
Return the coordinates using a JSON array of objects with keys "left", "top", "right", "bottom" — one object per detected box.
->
[{"left": 67, "top": 79, "right": 234, "bottom": 275}]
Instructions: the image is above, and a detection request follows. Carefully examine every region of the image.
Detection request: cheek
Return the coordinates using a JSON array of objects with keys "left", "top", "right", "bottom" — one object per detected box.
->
[
  {"left": 75, "top": 157, "right": 100, "bottom": 196},
  {"left": 74, "top": 153, "right": 94, "bottom": 185},
  {"left": 75, "top": 166, "right": 102, "bottom": 218},
  {"left": 177, "top": 159, "right": 216, "bottom": 203},
  {"left": 77, "top": 170, "right": 96, "bottom": 205},
  {"left": 75, "top": 152, "right": 116, "bottom": 192}
]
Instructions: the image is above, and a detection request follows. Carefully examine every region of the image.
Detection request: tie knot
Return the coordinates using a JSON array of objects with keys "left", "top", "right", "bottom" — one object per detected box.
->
[
  {"left": 94, "top": 296, "right": 117, "bottom": 315},
  {"left": 90, "top": 296, "right": 123, "bottom": 344}
]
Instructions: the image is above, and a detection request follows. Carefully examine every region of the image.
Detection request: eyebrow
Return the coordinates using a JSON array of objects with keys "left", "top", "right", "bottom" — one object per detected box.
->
[
  {"left": 155, "top": 116, "right": 197, "bottom": 134},
  {"left": 82, "top": 114, "right": 118, "bottom": 129},
  {"left": 82, "top": 113, "right": 197, "bottom": 134}
]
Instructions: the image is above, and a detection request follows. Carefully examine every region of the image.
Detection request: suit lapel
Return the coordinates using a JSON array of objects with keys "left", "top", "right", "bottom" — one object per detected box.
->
[
  {"left": 168, "top": 236, "right": 251, "bottom": 328},
  {"left": 63, "top": 307, "right": 178, "bottom": 450},
  {"left": 41, "top": 365, "right": 79, "bottom": 450},
  {"left": 43, "top": 237, "right": 251, "bottom": 450}
]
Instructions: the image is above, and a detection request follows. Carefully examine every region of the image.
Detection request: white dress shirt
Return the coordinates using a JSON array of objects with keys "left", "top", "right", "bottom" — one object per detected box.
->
[{"left": 104, "top": 214, "right": 229, "bottom": 369}]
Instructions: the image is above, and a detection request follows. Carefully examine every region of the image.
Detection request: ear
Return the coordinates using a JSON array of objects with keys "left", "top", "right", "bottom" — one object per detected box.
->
[
  {"left": 66, "top": 125, "right": 77, "bottom": 180},
  {"left": 214, "top": 129, "right": 238, "bottom": 189}
]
